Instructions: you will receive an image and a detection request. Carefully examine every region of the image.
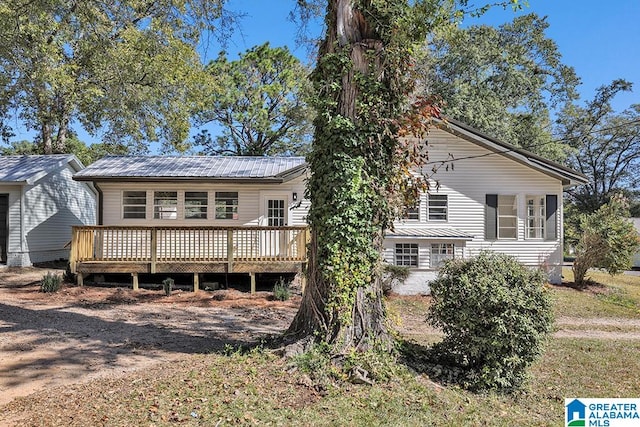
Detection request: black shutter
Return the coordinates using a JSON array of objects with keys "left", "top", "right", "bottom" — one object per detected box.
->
[
  {"left": 546, "top": 195, "right": 558, "bottom": 240},
  {"left": 485, "top": 194, "right": 498, "bottom": 240}
]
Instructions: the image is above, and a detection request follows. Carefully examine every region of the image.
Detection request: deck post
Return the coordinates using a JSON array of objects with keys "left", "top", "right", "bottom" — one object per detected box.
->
[
  {"left": 193, "top": 273, "right": 199, "bottom": 292},
  {"left": 132, "top": 272, "right": 139, "bottom": 291},
  {"left": 76, "top": 272, "right": 84, "bottom": 287},
  {"left": 300, "top": 272, "right": 306, "bottom": 295},
  {"left": 150, "top": 228, "right": 157, "bottom": 274},
  {"left": 250, "top": 272, "right": 256, "bottom": 294},
  {"left": 227, "top": 229, "right": 234, "bottom": 273}
]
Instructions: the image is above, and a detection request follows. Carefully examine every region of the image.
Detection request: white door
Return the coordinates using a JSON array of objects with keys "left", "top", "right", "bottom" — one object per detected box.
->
[{"left": 265, "top": 198, "right": 287, "bottom": 257}]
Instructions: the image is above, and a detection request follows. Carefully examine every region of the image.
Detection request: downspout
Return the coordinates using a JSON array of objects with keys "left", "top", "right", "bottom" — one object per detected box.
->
[{"left": 20, "top": 184, "right": 25, "bottom": 256}]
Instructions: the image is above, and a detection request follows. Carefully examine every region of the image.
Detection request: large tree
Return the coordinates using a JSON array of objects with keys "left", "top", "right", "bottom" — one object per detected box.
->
[
  {"left": 417, "top": 13, "right": 579, "bottom": 160},
  {"left": 194, "top": 42, "right": 314, "bottom": 156},
  {"left": 558, "top": 79, "right": 640, "bottom": 213},
  {"left": 0, "top": 0, "right": 229, "bottom": 154},
  {"left": 286, "top": 0, "right": 518, "bottom": 371}
]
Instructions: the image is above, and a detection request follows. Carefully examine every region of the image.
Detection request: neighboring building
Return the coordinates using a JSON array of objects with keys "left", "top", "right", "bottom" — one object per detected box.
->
[
  {"left": 632, "top": 218, "right": 640, "bottom": 269},
  {"left": 70, "top": 119, "right": 587, "bottom": 293},
  {"left": 0, "top": 155, "right": 97, "bottom": 267}
]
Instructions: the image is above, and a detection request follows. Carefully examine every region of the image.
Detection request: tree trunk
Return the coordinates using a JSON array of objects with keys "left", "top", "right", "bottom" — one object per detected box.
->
[
  {"left": 286, "top": 0, "right": 397, "bottom": 355},
  {"left": 42, "top": 122, "right": 53, "bottom": 154}
]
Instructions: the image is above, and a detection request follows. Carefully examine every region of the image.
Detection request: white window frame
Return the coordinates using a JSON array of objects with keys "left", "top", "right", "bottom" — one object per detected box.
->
[
  {"left": 122, "top": 191, "right": 147, "bottom": 219},
  {"left": 395, "top": 243, "right": 418, "bottom": 267},
  {"left": 215, "top": 191, "right": 239, "bottom": 220},
  {"left": 185, "top": 191, "right": 208, "bottom": 220},
  {"left": 428, "top": 194, "right": 448, "bottom": 221},
  {"left": 153, "top": 191, "right": 178, "bottom": 220},
  {"left": 497, "top": 195, "right": 517, "bottom": 239},
  {"left": 526, "top": 195, "right": 545, "bottom": 239},
  {"left": 430, "top": 243, "right": 454, "bottom": 268}
]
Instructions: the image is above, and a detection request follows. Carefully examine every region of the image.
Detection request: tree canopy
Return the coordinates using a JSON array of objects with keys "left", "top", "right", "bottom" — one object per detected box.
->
[
  {"left": 0, "top": 0, "right": 228, "bottom": 154},
  {"left": 417, "top": 13, "right": 579, "bottom": 161},
  {"left": 558, "top": 79, "right": 640, "bottom": 213},
  {"left": 194, "top": 42, "right": 314, "bottom": 156}
]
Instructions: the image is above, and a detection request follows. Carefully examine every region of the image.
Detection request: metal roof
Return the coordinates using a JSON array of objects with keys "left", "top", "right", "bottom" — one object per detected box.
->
[
  {"left": 0, "top": 154, "right": 79, "bottom": 184},
  {"left": 385, "top": 227, "right": 474, "bottom": 240},
  {"left": 73, "top": 156, "right": 307, "bottom": 182}
]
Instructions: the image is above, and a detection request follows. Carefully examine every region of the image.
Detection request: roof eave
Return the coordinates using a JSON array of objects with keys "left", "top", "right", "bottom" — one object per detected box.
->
[
  {"left": 437, "top": 118, "right": 589, "bottom": 186},
  {"left": 73, "top": 176, "right": 288, "bottom": 184}
]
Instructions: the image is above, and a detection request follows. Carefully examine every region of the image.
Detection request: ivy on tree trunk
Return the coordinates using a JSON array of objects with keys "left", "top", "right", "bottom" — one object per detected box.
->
[{"left": 287, "top": 0, "right": 430, "bottom": 354}]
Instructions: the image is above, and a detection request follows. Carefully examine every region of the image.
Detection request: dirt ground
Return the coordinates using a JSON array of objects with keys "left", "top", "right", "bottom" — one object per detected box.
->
[
  {"left": 0, "top": 267, "right": 301, "bottom": 407},
  {"left": 2, "top": 267, "right": 640, "bottom": 413}
]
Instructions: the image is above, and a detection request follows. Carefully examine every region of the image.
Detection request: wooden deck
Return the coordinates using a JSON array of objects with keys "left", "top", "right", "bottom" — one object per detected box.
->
[{"left": 69, "top": 225, "right": 309, "bottom": 292}]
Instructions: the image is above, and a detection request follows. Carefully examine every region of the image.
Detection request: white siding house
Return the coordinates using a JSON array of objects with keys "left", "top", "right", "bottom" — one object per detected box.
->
[
  {"left": 0, "top": 155, "right": 97, "bottom": 266},
  {"left": 73, "top": 156, "right": 308, "bottom": 228},
  {"left": 632, "top": 218, "right": 640, "bottom": 269},
  {"left": 383, "top": 119, "right": 587, "bottom": 293},
  {"left": 72, "top": 120, "right": 587, "bottom": 293}
]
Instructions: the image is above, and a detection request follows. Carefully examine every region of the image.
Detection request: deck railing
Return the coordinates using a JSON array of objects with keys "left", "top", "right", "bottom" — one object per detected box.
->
[{"left": 69, "top": 225, "right": 309, "bottom": 274}]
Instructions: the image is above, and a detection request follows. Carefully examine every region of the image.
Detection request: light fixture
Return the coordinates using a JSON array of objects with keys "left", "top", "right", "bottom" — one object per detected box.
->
[{"left": 292, "top": 192, "right": 298, "bottom": 201}]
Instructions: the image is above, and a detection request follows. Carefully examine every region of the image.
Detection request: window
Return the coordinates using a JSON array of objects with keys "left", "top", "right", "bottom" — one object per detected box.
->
[
  {"left": 267, "top": 199, "right": 286, "bottom": 226},
  {"left": 403, "top": 204, "right": 420, "bottom": 221},
  {"left": 497, "top": 195, "right": 517, "bottom": 239},
  {"left": 428, "top": 194, "right": 448, "bottom": 221},
  {"left": 431, "top": 243, "right": 454, "bottom": 268},
  {"left": 185, "top": 191, "right": 208, "bottom": 219},
  {"left": 215, "top": 192, "right": 238, "bottom": 220},
  {"left": 123, "top": 191, "right": 146, "bottom": 219},
  {"left": 395, "top": 243, "right": 418, "bottom": 267},
  {"left": 526, "top": 196, "right": 545, "bottom": 239},
  {"left": 153, "top": 191, "right": 177, "bottom": 219}
]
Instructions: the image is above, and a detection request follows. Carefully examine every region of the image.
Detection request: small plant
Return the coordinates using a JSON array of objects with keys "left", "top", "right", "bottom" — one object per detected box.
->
[
  {"left": 272, "top": 278, "right": 291, "bottom": 301},
  {"left": 162, "top": 277, "right": 174, "bottom": 296},
  {"left": 40, "top": 272, "right": 63, "bottom": 293},
  {"left": 381, "top": 264, "right": 410, "bottom": 294}
]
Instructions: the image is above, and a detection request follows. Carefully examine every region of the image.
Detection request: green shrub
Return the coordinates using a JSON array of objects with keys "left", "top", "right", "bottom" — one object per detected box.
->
[
  {"left": 381, "top": 264, "right": 410, "bottom": 294},
  {"left": 273, "top": 278, "right": 291, "bottom": 301},
  {"left": 426, "top": 251, "right": 553, "bottom": 392},
  {"left": 162, "top": 277, "right": 174, "bottom": 296},
  {"left": 40, "top": 272, "right": 63, "bottom": 293}
]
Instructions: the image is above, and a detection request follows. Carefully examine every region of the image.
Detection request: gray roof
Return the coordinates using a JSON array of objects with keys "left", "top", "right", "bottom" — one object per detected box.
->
[
  {"left": 386, "top": 227, "right": 474, "bottom": 240},
  {"left": 74, "top": 156, "right": 307, "bottom": 182},
  {"left": 0, "top": 154, "right": 81, "bottom": 184}
]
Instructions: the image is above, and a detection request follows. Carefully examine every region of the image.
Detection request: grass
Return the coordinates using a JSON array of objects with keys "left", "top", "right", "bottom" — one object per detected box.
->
[
  {"left": 553, "top": 268, "right": 640, "bottom": 318},
  {"left": 3, "top": 270, "right": 640, "bottom": 426}
]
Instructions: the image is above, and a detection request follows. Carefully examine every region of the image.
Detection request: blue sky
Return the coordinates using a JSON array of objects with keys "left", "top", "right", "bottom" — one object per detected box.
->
[
  {"left": 12, "top": 1, "right": 640, "bottom": 146},
  {"left": 219, "top": 0, "right": 639, "bottom": 113}
]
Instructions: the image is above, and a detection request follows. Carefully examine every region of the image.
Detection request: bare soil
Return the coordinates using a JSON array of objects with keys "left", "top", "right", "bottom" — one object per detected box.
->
[{"left": 0, "top": 267, "right": 300, "bottom": 407}]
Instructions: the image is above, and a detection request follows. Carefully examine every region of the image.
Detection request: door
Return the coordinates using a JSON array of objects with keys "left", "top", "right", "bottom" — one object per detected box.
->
[
  {"left": 0, "top": 195, "right": 8, "bottom": 263},
  {"left": 265, "top": 198, "right": 287, "bottom": 257}
]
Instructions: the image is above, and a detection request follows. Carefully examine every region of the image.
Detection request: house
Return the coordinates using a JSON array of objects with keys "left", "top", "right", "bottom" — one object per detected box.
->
[
  {"left": 384, "top": 119, "right": 587, "bottom": 292},
  {"left": 71, "top": 156, "right": 309, "bottom": 291},
  {"left": 0, "top": 155, "right": 97, "bottom": 267},
  {"left": 69, "top": 118, "right": 587, "bottom": 293},
  {"left": 632, "top": 218, "right": 640, "bottom": 269}
]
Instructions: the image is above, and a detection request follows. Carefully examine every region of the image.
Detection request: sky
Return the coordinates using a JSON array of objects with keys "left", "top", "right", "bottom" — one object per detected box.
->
[
  {"left": 219, "top": 0, "right": 640, "bottom": 113},
  {"left": 11, "top": 0, "right": 640, "bottom": 147}
]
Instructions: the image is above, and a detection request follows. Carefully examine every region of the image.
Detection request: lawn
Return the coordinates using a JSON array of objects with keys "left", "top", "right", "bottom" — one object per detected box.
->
[{"left": 2, "top": 270, "right": 640, "bottom": 426}]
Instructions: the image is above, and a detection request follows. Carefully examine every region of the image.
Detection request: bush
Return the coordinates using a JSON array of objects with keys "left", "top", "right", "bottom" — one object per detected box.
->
[
  {"left": 426, "top": 251, "right": 553, "bottom": 392},
  {"left": 273, "top": 278, "right": 291, "bottom": 301},
  {"left": 381, "top": 264, "right": 410, "bottom": 295},
  {"left": 40, "top": 272, "right": 63, "bottom": 293}
]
